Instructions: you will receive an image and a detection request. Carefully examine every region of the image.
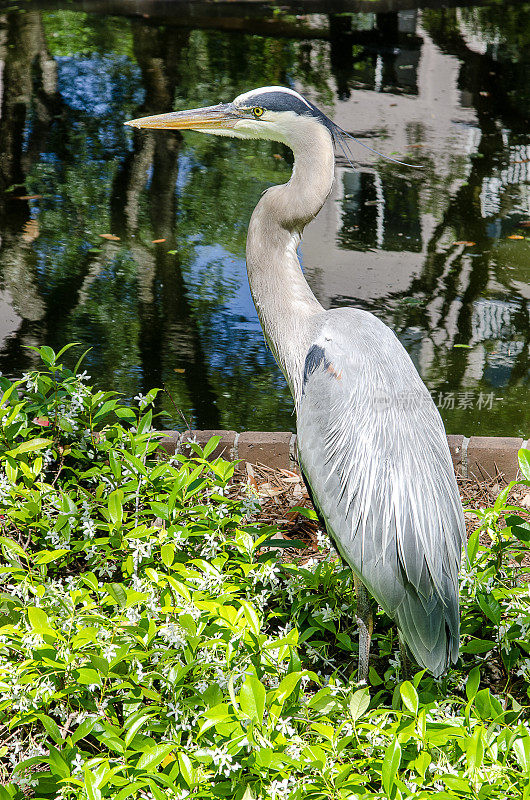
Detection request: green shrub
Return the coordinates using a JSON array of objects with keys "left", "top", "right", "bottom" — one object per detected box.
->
[{"left": 0, "top": 345, "right": 529, "bottom": 799}]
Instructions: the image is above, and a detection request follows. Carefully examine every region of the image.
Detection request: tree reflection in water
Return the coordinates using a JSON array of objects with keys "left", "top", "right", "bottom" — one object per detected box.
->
[{"left": 0, "top": 3, "right": 528, "bottom": 435}]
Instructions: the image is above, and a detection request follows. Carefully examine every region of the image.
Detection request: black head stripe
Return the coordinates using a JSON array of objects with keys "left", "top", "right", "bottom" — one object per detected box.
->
[{"left": 239, "top": 90, "right": 333, "bottom": 130}]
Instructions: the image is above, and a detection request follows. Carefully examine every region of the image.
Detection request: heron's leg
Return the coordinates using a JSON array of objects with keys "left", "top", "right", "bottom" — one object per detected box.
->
[
  {"left": 398, "top": 633, "right": 411, "bottom": 681},
  {"left": 354, "top": 577, "right": 373, "bottom": 685}
]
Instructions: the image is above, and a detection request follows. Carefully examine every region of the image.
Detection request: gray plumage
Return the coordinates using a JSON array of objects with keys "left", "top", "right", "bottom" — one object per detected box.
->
[{"left": 126, "top": 85, "right": 466, "bottom": 678}]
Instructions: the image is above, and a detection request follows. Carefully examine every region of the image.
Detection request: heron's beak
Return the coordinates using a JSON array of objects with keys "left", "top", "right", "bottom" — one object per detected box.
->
[{"left": 125, "top": 102, "right": 241, "bottom": 131}]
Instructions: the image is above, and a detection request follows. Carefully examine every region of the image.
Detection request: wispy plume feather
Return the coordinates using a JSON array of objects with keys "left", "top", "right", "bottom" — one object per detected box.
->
[
  {"left": 309, "top": 100, "right": 423, "bottom": 169},
  {"left": 330, "top": 122, "right": 423, "bottom": 169}
]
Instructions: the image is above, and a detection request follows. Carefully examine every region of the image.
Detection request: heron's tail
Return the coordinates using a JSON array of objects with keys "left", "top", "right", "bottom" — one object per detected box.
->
[{"left": 393, "top": 570, "right": 460, "bottom": 678}]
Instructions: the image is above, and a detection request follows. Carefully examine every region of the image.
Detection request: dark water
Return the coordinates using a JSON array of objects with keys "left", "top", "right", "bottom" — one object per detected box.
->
[{"left": 0, "top": 1, "right": 528, "bottom": 435}]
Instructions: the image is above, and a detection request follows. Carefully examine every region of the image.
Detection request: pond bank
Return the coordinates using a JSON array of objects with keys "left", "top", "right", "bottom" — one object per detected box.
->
[{"left": 160, "top": 429, "right": 529, "bottom": 481}]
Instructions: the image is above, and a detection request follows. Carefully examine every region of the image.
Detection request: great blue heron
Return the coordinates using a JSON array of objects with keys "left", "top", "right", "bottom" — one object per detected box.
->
[{"left": 126, "top": 86, "right": 466, "bottom": 681}]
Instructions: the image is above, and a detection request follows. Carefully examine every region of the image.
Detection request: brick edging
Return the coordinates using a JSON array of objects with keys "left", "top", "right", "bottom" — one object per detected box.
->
[{"left": 158, "top": 430, "right": 528, "bottom": 482}]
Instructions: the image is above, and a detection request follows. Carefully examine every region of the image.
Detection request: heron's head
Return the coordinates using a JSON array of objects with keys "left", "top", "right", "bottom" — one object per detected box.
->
[
  {"left": 125, "top": 87, "right": 420, "bottom": 169},
  {"left": 125, "top": 86, "right": 335, "bottom": 146}
]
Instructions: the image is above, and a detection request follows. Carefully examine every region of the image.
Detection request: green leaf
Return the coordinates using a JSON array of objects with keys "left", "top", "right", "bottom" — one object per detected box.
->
[
  {"left": 47, "top": 745, "right": 70, "bottom": 778},
  {"left": 238, "top": 598, "right": 261, "bottom": 636},
  {"left": 108, "top": 489, "right": 124, "bottom": 526},
  {"left": 513, "top": 736, "right": 530, "bottom": 773},
  {"left": 382, "top": 737, "right": 401, "bottom": 796},
  {"left": 239, "top": 675, "right": 266, "bottom": 723},
  {"left": 476, "top": 593, "right": 501, "bottom": 626},
  {"left": 76, "top": 668, "right": 101, "bottom": 686},
  {"left": 71, "top": 717, "right": 97, "bottom": 745},
  {"left": 466, "top": 725, "right": 484, "bottom": 774},
  {"left": 150, "top": 501, "right": 169, "bottom": 521},
  {"left": 506, "top": 515, "right": 530, "bottom": 542},
  {"left": 400, "top": 681, "right": 418, "bottom": 715},
  {"left": 121, "top": 449, "right": 148, "bottom": 477},
  {"left": 106, "top": 582, "right": 127, "bottom": 607},
  {"left": 461, "top": 639, "right": 496, "bottom": 654},
  {"left": 466, "top": 529, "right": 480, "bottom": 567},
  {"left": 136, "top": 743, "right": 175, "bottom": 771},
  {"left": 146, "top": 782, "right": 166, "bottom": 800},
  {"left": 124, "top": 714, "right": 153, "bottom": 747},
  {"left": 7, "top": 437, "right": 51, "bottom": 456},
  {"left": 39, "top": 345, "right": 56, "bottom": 364},
  {"left": 137, "top": 409, "right": 153, "bottom": 434},
  {"left": 109, "top": 451, "right": 122, "bottom": 480},
  {"left": 275, "top": 672, "right": 302, "bottom": 704},
  {"left": 349, "top": 688, "right": 370, "bottom": 721},
  {"left": 474, "top": 689, "right": 495, "bottom": 720},
  {"left": 466, "top": 666, "right": 480, "bottom": 701},
  {"left": 161, "top": 543, "right": 175, "bottom": 568},
  {"left": 37, "top": 714, "right": 62, "bottom": 744},
  {"left": 35, "top": 549, "right": 68, "bottom": 565},
  {"left": 290, "top": 506, "right": 318, "bottom": 520},
  {"left": 519, "top": 449, "right": 530, "bottom": 481},
  {"left": 82, "top": 572, "right": 99, "bottom": 592},
  {"left": 0, "top": 536, "right": 26, "bottom": 560},
  {"left": 28, "top": 606, "right": 56, "bottom": 637},
  {"left": 178, "top": 752, "right": 195, "bottom": 787},
  {"left": 114, "top": 406, "right": 137, "bottom": 421},
  {"left": 115, "top": 784, "right": 148, "bottom": 800},
  {"left": 202, "top": 435, "right": 221, "bottom": 458},
  {"left": 261, "top": 537, "right": 305, "bottom": 549},
  {"left": 84, "top": 766, "right": 102, "bottom": 800},
  {"left": 93, "top": 399, "right": 118, "bottom": 422}
]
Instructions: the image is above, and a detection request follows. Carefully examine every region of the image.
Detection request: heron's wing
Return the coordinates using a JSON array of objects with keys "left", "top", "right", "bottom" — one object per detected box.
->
[{"left": 296, "top": 308, "right": 465, "bottom": 676}]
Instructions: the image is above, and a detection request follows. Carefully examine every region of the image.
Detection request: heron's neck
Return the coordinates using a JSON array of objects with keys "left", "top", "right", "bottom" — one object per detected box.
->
[{"left": 246, "top": 121, "right": 335, "bottom": 399}]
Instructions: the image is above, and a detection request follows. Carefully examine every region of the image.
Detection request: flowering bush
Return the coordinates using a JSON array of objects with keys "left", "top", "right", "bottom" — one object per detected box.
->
[{"left": 1, "top": 346, "right": 530, "bottom": 799}]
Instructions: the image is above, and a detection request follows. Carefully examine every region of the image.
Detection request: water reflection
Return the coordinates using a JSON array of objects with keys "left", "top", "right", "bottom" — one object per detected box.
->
[{"left": 0, "top": 2, "right": 528, "bottom": 436}]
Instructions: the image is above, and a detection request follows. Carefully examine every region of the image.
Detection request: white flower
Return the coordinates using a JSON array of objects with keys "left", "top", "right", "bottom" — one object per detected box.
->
[
  {"left": 167, "top": 702, "right": 182, "bottom": 719},
  {"left": 97, "top": 563, "right": 115, "bottom": 578},
  {"left": 102, "top": 643, "right": 119, "bottom": 661},
  {"left": 81, "top": 517, "right": 97, "bottom": 539},
  {"left": 275, "top": 717, "right": 295, "bottom": 737},
  {"left": 71, "top": 753, "right": 85, "bottom": 774},
  {"left": 134, "top": 393, "right": 151, "bottom": 410},
  {"left": 268, "top": 777, "right": 296, "bottom": 799},
  {"left": 316, "top": 529, "right": 329, "bottom": 548}
]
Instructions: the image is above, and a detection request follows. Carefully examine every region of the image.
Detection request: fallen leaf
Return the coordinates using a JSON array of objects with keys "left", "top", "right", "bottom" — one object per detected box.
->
[
  {"left": 508, "top": 235, "right": 524, "bottom": 240},
  {"left": 151, "top": 238, "right": 166, "bottom": 243},
  {"left": 292, "top": 484, "right": 303, "bottom": 501},
  {"left": 99, "top": 233, "right": 120, "bottom": 241},
  {"left": 16, "top": 194, "right": 42, "bottom": 200},
  {"left": 454, "top": 241, "right": 476, "bottom": 246},
  {"left": 174, "top": 368, "right": 185, "bottom": 374},
  {"left": 246, "top": 462, "right": 257, "bottom": 491},
  {"left": 22, "top": 219, "right": 39, "bottom": 242}
]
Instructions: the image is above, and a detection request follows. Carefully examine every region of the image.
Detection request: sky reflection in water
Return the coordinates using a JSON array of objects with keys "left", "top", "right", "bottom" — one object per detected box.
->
[{"left": 0, "top": 1, "right": 528, "bottom": 436}]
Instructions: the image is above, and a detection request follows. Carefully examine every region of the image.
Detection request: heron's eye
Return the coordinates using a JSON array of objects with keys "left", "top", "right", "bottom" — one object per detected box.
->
[{"left": 252, "top": 107, "right": 264, "bottom": 118}]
